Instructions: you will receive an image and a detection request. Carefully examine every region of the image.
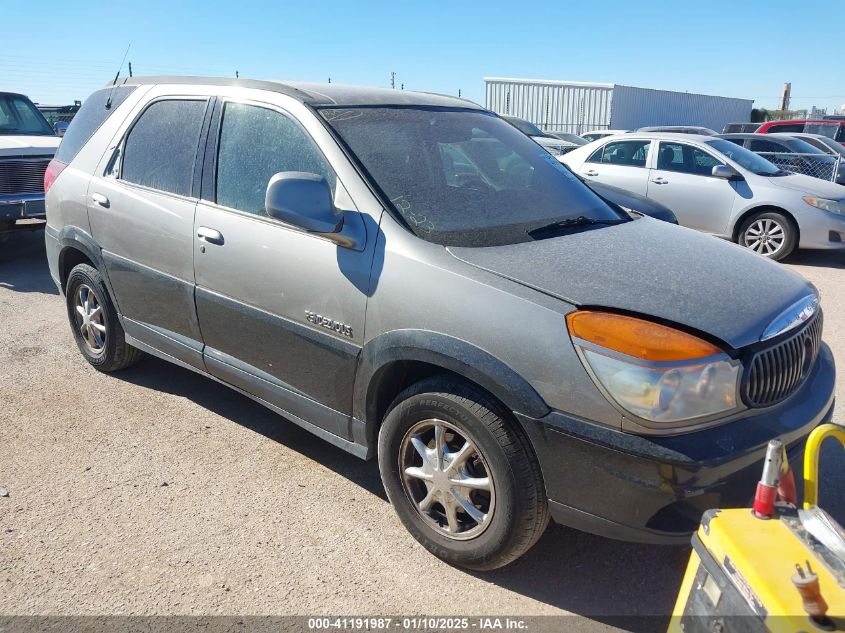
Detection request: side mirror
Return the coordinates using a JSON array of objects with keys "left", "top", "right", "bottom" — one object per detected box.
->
[
  {"left": 712, "top": 164, "right": 739, "bottom": 180},
  {"left": 265, "top": 172, "right": 342, "bottom": 233},
  {"left": 54, "top": 121, "right": 69, "bottom": 137}
]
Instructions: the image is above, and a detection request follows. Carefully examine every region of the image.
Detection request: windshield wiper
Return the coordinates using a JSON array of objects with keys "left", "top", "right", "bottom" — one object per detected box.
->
[{"left": 528, "top": 215, "right": 627, "bottom": 238}]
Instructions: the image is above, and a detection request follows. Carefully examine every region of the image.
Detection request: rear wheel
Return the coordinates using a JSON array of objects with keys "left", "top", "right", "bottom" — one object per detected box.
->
[
  {"left": 378, "top": 376, "right": 549, "bottom": 570},
  {"left": 737, "top": 211, "right": 796, "bottom": 261},
  {"left": 65, "top": 263, "right": 142, "bottom": 371}
]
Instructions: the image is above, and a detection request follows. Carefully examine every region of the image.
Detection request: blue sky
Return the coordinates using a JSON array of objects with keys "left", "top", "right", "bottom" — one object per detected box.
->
[{"left": 3, "top": 0, "right": 843, "bottom": 114}]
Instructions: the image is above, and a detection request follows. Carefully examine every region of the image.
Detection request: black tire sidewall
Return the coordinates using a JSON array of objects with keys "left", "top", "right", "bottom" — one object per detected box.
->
[
  {"left": 65, "top": 265, "right": 121, "bottom": 368},
  {"left": 378, "top": 391, "right": 526, "bottom": 568},
  {"left": 739, "top": 211, "right": 796, "bottom": 261}
]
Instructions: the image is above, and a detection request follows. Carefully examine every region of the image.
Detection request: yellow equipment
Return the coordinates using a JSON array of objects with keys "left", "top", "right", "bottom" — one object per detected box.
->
[{"left": 670, "top": 424, "right": 845, "bottom": 633}]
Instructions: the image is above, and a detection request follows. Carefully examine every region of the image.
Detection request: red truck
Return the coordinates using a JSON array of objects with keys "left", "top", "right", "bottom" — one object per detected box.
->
[{"left": 757, "top": 119, "right": 845, "bottom": 145}]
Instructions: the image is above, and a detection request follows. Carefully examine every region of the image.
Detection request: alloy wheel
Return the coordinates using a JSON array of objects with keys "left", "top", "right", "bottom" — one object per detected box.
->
[
  {"left": 73, "top": 284, "right": 107, "bottom": 353},
  {"left": 399, "top": 419, "right": 495, "bottom": 540},
  {"left": 743, "top": 218, "right": 785, "bottom": 257}
]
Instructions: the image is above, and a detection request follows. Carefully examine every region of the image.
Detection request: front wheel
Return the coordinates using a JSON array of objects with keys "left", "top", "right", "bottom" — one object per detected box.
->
[
  {"left": 737, "top": 211, "right": 796, "bottom": 261},
  {"left": 378, "top": 377, "right": 549, "bottom": 570}
]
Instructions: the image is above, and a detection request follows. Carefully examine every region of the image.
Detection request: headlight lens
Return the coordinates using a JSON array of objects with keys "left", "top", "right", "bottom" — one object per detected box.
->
[
  {"left": 803, "top": 196, "right": 845, "bottom": 215},
  {"left": 567, "top": 311, "right": 742, "bottom": 424}
]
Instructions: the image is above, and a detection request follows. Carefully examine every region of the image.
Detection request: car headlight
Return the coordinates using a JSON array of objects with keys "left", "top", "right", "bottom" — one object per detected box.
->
[
  {"left": 803, "top": 196, "right": 845, "bottom": 215},
  {"left": 543, "top": 145, "right": 565, "bottom": 156},
  {"left": 567, "top": 311, "right": 742, "bottom": 424}
]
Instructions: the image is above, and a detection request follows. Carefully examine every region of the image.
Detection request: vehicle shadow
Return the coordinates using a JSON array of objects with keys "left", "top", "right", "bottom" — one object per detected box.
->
[
  {"left": 0, "top": 229, "right": 59, "bottom": 295},
  {"left": 784, "top": 250, "right": 845, "bottom": 269},
  {"left": 116, "top": 354, "right": 690, "bottom": 632}
]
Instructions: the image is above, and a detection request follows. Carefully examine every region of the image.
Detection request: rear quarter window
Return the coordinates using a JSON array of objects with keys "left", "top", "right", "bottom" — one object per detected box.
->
[{"left": 54, "top": 86, "right": 136, "bottom": 164}]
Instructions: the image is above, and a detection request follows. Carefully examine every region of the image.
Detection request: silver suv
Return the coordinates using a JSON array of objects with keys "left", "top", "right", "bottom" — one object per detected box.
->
[{"left": 45, "top": 77, "right": 835, "bottom": 570}]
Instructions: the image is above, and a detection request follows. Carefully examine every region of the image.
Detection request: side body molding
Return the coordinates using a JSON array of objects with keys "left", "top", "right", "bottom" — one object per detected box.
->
[{"left": 353, "top": 329, "right": 551, "bottom": 448}]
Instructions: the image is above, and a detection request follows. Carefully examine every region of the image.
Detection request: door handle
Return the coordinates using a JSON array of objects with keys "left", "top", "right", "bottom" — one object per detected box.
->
[
  {"left": 91, "top": 192, "right": 110, "bottom": 207},
  {"left": 584, "top": 169, "right": 599, "bottom": 177},
  {"left": 651, "top": 177, "right": 669, "bottom": 185},
  {"left": 197, "top": 226, "right": 224, "bottom": 246}
]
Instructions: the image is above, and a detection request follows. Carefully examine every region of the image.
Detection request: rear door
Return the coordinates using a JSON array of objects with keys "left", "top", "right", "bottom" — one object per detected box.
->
[
  {"left": 88, "top": 93, "right": 211, "bottom": 369},
  {"left": 647, "top": 141, "right": 737, "bottom": 234},
  {"left": 192, "top": 97, "right": 375, "bottom": 440},
  {"left": 574, "top": 139, "right": 652, "bottom": 195}
]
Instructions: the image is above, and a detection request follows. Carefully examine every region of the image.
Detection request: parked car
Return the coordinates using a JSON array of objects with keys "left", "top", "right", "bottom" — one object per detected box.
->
[
  {"left": 47, "top": 78, "right": 834, "bottom": 570},
  {"left": 718, "top": 133, "right": 845, "bottom": 185},
  {"left": 787, "top": 132, "right": 845, "bottom": 159},
  {"left": 0, "top": 91, "right": 61, "bottom": 241},
  {"left": 562, "top": 132, "right": 845, "bottom": 260},
  {"left": 500, "top": 115, "right": 578, "bottom": 156},
  {"left": 546, "top": 131, "right": 589, "bottom": 145},
  {"left": 637, "top": 126, "right": 717, "bottom": 135},
  {"left": 757, "top": 119, "right": 845, "bottom": 145},
  {"left": 723, "top": 123, "right": 761, "bottom": 134},
  {"left": 581, "top": 129, "right": 629, "bottom": 142}
]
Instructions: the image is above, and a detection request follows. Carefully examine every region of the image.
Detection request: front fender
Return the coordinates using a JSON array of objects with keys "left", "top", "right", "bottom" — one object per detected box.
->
[{"left": 354, "top": 329, "right": 551, "bottom": 429}]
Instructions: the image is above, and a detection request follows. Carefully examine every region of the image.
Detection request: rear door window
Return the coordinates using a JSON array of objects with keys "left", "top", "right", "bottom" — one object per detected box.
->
[
  {"left": 120, "top": 99, "right": 207, "bottom": 197},
  {"left": 587, "top": 140, "right": 650, "bottom": 167},
  {"left": 749, "top": 139, "right": 787, "bottom": 153},
  {"left": 215, "top": 102, "right": 335, "bottom": 216}
]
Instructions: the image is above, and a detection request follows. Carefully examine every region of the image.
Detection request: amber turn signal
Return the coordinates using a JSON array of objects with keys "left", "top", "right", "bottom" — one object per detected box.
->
[{"left": 566, "top": 311, "right": 721, "bottom": 362}]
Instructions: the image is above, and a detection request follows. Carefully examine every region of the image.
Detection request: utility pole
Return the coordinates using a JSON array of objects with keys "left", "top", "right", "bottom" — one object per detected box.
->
[
  {"left": 458, "top": 89, "right": 461, "bottom": 98},
  {"left": 128, "top": 62, "right": 133, "bottom": 77},
  {"left": 780, "top": 82, "right": 791, "bottom": 112},
  {"left": 390, "top": 72, "right": 396, "bottom": 89}
]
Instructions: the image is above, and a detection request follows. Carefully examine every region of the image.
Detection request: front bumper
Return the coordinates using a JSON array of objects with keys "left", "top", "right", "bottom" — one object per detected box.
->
[
  {"left": 518, "top": 342, "right": 836, "bottom": 544},
  {"left": 798, "top": 204, "right": 845, "bottom": 249}
]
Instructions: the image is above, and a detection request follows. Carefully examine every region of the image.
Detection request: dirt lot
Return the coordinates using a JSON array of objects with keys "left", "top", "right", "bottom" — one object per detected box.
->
[{"left": 1, "top": 230, "right": 844, "bottom": 632}]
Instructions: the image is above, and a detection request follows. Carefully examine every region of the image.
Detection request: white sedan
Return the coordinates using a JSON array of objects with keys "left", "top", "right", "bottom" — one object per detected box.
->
[{"left": 561, "top": 132, "right": 845, "bottom": 260}]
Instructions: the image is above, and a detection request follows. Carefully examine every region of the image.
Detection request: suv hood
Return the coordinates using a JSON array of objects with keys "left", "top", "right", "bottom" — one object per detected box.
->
[
  {"left": 447, "top": 218, "right": 815, "bottom": 349},
  {"left": 0, "top": 135, "right": 61, "bottom": 156},
  {"left": 766, "top": 172, "right": 845, "bottom": 198}
]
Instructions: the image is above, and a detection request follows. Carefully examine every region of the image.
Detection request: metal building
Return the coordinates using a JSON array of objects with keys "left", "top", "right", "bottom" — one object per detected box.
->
[{"left": 484, "top": 77, "right": 753, "bottom": 134}]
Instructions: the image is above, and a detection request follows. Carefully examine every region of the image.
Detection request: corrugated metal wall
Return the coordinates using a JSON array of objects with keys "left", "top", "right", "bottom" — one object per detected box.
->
[
  {"left": 609, "top": 85, "right": 753, "bottom": 131},
  {"left": 484, "top": 78, "right": 613, "bottom": 134},
  {"left": 484, "top": 78, "right": 754, "bottom": 134}
]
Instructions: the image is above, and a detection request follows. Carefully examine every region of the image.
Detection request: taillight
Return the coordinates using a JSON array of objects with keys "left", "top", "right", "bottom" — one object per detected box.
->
[{"left": 44, "top": 159, "right": 66, "bottom": 194}]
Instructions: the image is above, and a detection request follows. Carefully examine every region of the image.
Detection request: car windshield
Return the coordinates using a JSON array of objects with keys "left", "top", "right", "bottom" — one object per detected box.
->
[
  {"left": 503, "top": 116, "right": 545, "bottom": 137},
  {"left": 705, "top": 139, "right": 783, "bottom": 176},
  {"left": 786, "top": 138, "right": 829, "bottom": 155},
  {"left": 320, "top": 107, "right": 626, "bottom": 246},
  {"left": 0, "top": 93, "right": 55, "bottom": 136},
  {"left": 805, "top": 123, "right": 839, "bottom": 139},
  {"left": 556, "top": 133, "right": 588, "bottom": 145}
]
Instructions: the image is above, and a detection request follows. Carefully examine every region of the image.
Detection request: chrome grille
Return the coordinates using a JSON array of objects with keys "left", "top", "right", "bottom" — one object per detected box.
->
[
  {"left": 744, "top": 311, "right": 823, "bottom": 407},
  {"left": 0, "top": 158, "right": 51, "bottom": 196}
]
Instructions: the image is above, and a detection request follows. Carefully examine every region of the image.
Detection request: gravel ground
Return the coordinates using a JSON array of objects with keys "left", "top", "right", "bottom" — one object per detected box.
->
[{"left": 1, "top": 231, "right": 843, "bottom": 632}]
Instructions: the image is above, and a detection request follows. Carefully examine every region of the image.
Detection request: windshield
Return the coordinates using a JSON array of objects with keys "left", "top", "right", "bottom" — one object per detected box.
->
[
  {"left": 786, "top": 138, "right": 830, "bottom": 155},
  {"left": 0, "top": 93, "right": 54, "bottom": 136},
  {"left": 705, "top": 139, "right": 783, "bottom": 176},
  {"left": 320, "top": 107, "right": 625, "bottom": 246},
  {"left": 503, "top": 116, "right": 545, "bottom": 137},
  {"left": 805, "top": 123, "right": 839, "bottom": 140}
]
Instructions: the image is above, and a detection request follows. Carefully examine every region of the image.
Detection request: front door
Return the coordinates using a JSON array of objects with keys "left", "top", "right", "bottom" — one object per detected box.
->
[
  {"left": 192, "top": 100, "right": 374, "bottom": 440},
  {"left": 647, "top": 141, "right": 737, "bottom": 234}
]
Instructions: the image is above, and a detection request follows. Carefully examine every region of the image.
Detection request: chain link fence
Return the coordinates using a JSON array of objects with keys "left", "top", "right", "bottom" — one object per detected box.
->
[{"left": 756, "top": 152, "right": 842, "bottom": 183}]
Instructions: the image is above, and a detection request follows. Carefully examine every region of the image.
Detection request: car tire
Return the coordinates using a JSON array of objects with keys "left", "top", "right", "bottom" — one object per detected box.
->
[
  {"left": 65, "top": 263, "right": 142, "bottom": 372},
  {"left": 378, "top": 376, "right": 549, "bottom": 570},
  {"left": 737, "top": 211, "right": 796, "bottom": 261}
]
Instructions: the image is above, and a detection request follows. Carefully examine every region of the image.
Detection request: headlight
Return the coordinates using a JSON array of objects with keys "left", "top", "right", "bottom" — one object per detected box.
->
[
  {"left": 803, "top": 196, "right": 845, "bottom": 215},
  {"left": 567, "top": 311, "right": 742, "bottom": 424},
  {"left": 543, "top": 145, "right": 566, "bottom": 156}
]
